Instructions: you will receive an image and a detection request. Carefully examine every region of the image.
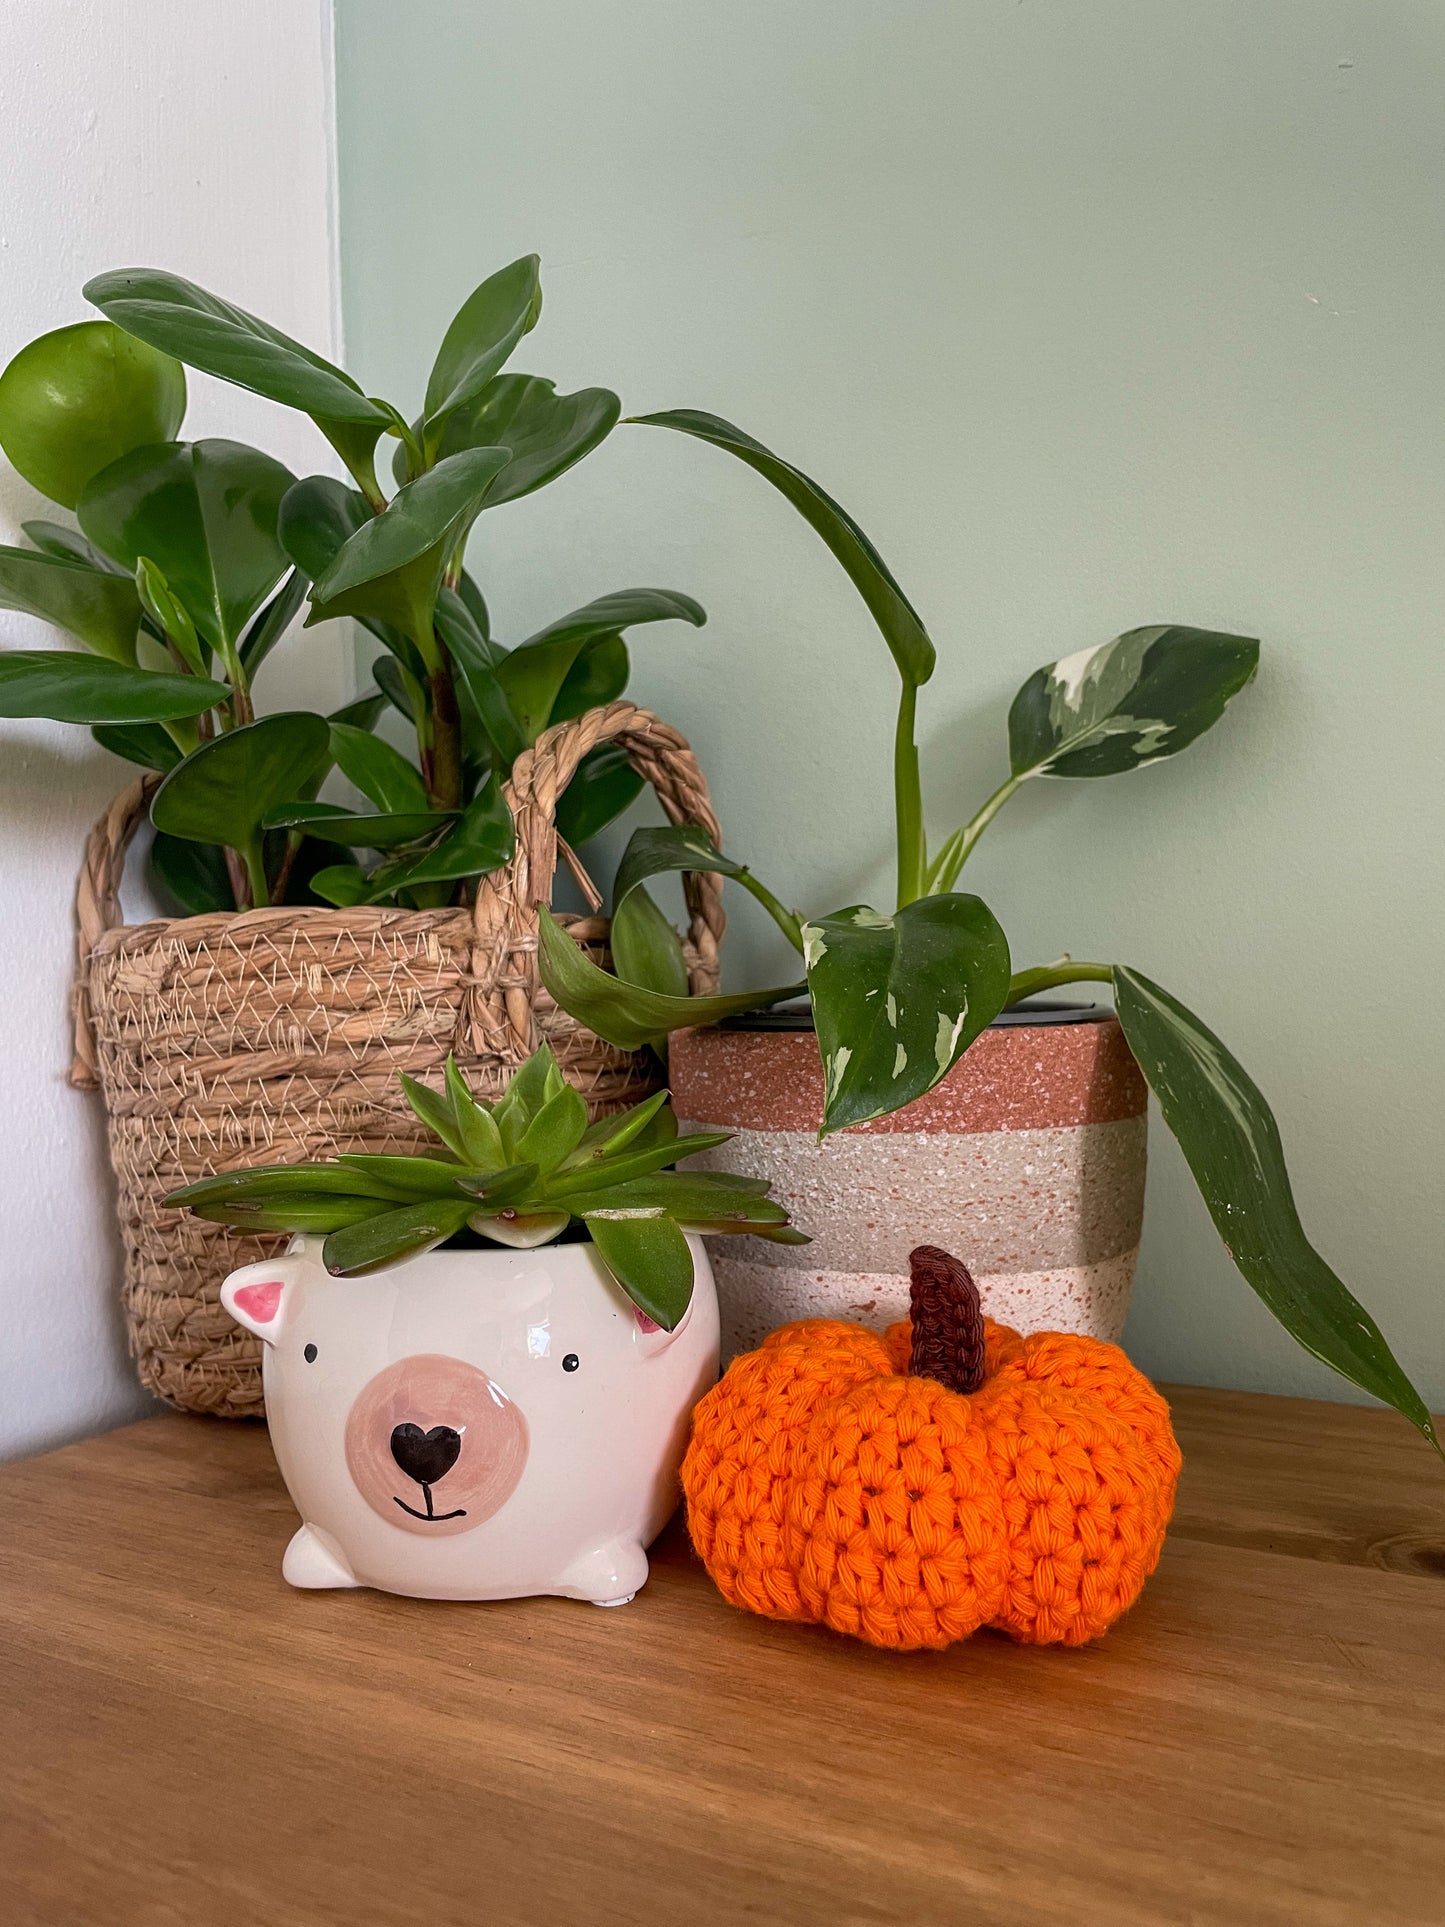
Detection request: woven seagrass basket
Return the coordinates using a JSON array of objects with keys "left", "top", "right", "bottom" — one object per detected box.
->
[{"left": 68, "top": 700, "right": 724, "bottom": 1417}]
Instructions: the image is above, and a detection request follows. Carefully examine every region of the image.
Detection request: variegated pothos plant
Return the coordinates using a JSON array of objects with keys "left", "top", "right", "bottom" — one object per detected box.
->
[{"left": 539, "top": 411, "right": 1441, "bottom": 1460}]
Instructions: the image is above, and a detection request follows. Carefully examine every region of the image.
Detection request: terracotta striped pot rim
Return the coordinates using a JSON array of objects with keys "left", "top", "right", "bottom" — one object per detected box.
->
[{"left": 669, "top": 1015, "right": 1146, "bottom": 1136}]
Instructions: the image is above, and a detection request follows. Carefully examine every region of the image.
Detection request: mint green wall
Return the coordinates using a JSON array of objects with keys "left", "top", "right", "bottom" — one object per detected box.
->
[{"left": 335, "top": 3, "right": 1445, "bottom": 1412}]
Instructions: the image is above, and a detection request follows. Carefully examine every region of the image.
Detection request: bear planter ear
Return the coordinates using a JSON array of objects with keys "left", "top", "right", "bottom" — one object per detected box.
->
[{"left": 220, "top": 1258, "right": 303, "bottom": 1345}]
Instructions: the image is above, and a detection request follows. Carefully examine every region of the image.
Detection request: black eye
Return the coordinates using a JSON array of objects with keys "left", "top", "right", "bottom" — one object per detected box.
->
[
  {"left": 562, "top": 1353, "right": 580, "bottom": 1373},
  {"left": 303, "top": 1343, "right": 318, "bottom": 1364}
]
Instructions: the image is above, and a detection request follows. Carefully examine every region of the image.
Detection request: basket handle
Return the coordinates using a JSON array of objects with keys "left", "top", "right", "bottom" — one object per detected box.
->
[
  {"left": 70, "top": 772, "right": 162, "bottom": 1089},
  {"left": 465, "top": 699, "right": 726, "bottom": 1061},
  {"left": 70, "top": 703, "right": 727, "bottom": 1086}
]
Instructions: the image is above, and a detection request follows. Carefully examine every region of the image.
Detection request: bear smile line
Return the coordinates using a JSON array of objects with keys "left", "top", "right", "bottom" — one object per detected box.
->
[{"left": 392, "top": 1485, "right": 467, "bottom": 1523}]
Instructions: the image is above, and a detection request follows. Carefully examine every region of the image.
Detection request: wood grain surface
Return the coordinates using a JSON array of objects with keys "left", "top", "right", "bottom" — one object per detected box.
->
[{"left": 1, "top": 1386, "right": 1443, "bottom": 1927}]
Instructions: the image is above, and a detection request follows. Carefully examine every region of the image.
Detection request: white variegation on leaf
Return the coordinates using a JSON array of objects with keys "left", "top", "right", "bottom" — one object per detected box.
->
[
  {"left": 805, "top": 896, "right": 1010, "bottom": 1135},
  {"left": 1008, "top": 625, "right": 1259, "bottom": 781},
  {"left": 934, "top": 1006, "right": 969, "bottom": 1075},
  {"left": 800, "top": 923, "right": 827, "bottom": 969}
]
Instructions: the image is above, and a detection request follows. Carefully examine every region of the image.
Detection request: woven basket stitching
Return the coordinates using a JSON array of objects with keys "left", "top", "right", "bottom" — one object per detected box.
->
[{"left": 72, "top": 701, "right": 723, "bottom": 1416}]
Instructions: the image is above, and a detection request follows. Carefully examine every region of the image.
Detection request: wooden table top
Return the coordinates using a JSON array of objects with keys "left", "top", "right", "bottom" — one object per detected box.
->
[{"left": 2, "top": 1388, "right": 1443, "bottom": 1927}]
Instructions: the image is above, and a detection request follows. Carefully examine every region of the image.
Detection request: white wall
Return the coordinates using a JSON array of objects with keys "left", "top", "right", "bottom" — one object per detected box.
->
[{"left": 0, "top": 0, "right": 345, "bottom": 1458}]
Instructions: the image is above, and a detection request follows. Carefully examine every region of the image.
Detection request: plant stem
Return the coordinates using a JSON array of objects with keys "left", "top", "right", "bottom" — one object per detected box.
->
[
  {"left": 268, "top": 831, "right": 301, "bottom": 906},
  {"left": 345, "top": 445, "right": 387, "bottom": 513},
  {"left": 734, "top": 869, "right": 805, "bottom": 953},
  {"left": 215, "top": 632, "right": 254, "bottom": 729},
  {"left": 927, "top": 772, "right": 1026, "bottom": 893},
  {"left": 426, "top": 651, "right": 464, "bottom": 811},
  {"left": 894, "top": 680, "right": 926, "bottom": 908},
  {"left": 241, "top": 839, "right": 269, "bottom": 909},
  {"left": 1004, "top": 958, "right": 1113, "bottom": 1006},
  {"left": 224, "top": 846, "right": 250, "bottom": 910},
  {"left": 377, "top": 404, "right": 426, "bottom": 487}
]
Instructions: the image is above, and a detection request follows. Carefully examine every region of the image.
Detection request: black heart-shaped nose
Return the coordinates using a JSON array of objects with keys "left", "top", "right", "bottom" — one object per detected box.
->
[{"left": 390, "top": 1422, "right": 462, "bottom": 1487}]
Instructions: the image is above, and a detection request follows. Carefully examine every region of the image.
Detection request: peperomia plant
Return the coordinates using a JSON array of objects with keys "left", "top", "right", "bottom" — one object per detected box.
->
[
  {"left": 539, "top": 411, "right": 1442, "bottom": 1458},
  {"left": 166, "top": 1045, "right": 802, "bottom": 1330},
  {"left": 0, "top": 258, "right": 704, "bottom": 910}
]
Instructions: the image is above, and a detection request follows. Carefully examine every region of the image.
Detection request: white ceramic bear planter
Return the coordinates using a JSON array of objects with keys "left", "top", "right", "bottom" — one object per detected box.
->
[{"left": 221, "top": 1234, "right": 720, "bottom": 1607}]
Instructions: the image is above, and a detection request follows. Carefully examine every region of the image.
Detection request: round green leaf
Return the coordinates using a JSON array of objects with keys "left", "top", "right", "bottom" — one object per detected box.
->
[
  {"left": 0, "top": 321, "right": 185, "bottom": 509},
  {"left": 152, "top": 711, "right": 331, "bottom": 850},
  {"left": 77, "top": 439, "right": 295, "bottom": 652},
  {"left": 278, "top": 475, "right": 372, "bottom": 583}
]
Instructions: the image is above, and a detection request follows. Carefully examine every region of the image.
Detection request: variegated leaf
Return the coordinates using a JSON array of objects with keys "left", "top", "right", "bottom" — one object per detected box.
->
[
  {"left": 1009, "top": 626, "right": 1258, "bottom": 780},
  {"left": 1114, "top": 966, "right": 1441, "bottom": 1457},
  {"left": 804, "top": 896, "right": 1011, "bottom": 1135}
]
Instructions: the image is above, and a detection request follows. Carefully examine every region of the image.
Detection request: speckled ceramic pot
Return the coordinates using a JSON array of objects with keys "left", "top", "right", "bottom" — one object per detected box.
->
[{"left": 671, "top": 1006, "right": 1147, "bottom": 1361}]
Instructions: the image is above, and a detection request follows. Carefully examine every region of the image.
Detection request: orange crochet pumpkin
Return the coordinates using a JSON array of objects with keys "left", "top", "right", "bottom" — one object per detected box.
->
[{"left": 682, "top": 1246, "right": 1181, "bottom": 1651}]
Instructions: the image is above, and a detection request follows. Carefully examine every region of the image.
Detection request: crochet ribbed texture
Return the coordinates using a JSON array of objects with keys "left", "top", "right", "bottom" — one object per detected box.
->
[{"left": 683, "top": 1247, "right": 1182, "bottom": 1652}]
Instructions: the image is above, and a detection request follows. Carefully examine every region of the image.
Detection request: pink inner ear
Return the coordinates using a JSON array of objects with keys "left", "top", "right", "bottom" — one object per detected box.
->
[
  {"left": 634, "top": 1306, "right": 661, "bottom": 1335},
  {"left": 233, "top": 1279, "right": 285, "bottom": 1325}
]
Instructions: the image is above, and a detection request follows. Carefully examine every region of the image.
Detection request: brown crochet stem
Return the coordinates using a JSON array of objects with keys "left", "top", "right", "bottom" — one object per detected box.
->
[{"left": 908, "top": 1246, "right": 987, "bottom": 1395}]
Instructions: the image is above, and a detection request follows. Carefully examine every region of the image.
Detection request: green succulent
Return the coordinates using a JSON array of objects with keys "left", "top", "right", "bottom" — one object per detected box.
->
[{"left": 166, "top": 1045, "right": 804, "bottom": 1329}]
